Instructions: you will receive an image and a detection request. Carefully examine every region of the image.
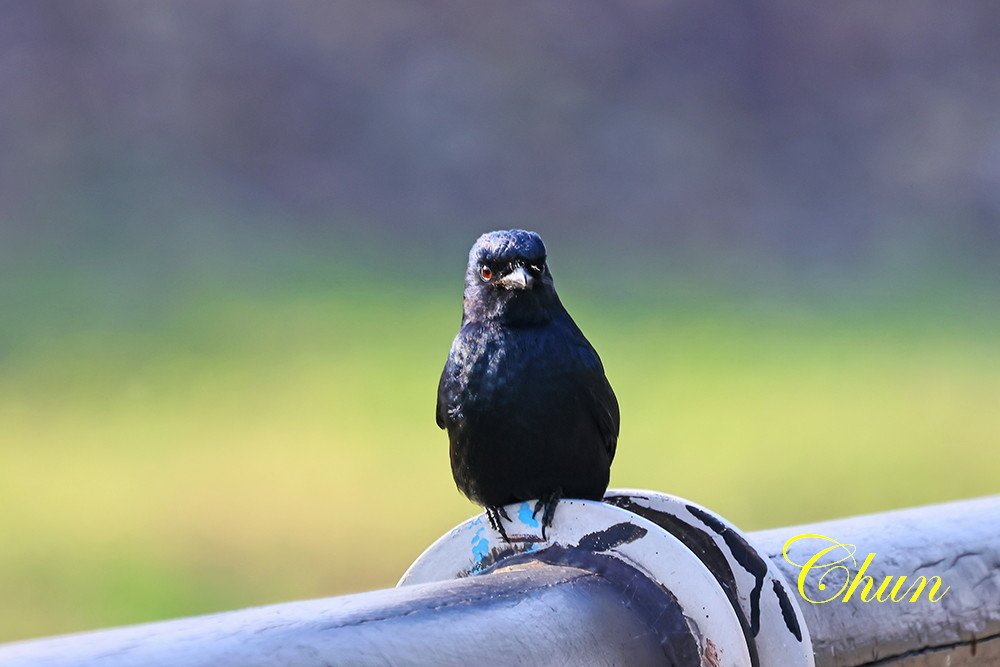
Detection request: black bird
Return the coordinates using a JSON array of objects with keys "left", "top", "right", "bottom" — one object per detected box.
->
[{"left": 436, "top": 230, "right": 619, "bottom": 540}]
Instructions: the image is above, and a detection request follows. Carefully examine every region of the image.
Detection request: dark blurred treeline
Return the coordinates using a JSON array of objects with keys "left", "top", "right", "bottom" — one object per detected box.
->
[{"left": 2, "top": 1, "right": 999, "bottom": 278}]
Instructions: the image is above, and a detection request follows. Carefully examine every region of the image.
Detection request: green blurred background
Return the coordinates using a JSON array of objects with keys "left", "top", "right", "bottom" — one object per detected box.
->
[{"left": 2, "top": 1, "right": 999, "bottom": 643}]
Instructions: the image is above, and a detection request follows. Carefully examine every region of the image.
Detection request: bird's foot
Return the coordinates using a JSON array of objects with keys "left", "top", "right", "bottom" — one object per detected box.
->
[
  {"left": 532, "top": 489, "right": 562, "bottom": 540},
  {"left": 485, "top": 505, "right": 512, "bottom": 543}
]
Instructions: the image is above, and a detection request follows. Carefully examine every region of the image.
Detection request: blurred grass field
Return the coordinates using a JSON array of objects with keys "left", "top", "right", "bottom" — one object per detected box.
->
[{"left": 1, "top": 243, "right": 998, "bottom": 643}]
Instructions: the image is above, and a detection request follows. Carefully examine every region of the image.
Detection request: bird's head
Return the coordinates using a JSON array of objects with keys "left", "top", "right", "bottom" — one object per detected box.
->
[{"left": 463, "top": 229, "right": 559, "bottom": 325}]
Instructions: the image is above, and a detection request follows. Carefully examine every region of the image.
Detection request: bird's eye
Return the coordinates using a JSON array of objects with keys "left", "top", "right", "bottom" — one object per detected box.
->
[
  {"left": 480, "top": 265, "right": 493, "bottom": 281},
  {"left": 530, "top": 263, "right": 545, "bottom": 274}
]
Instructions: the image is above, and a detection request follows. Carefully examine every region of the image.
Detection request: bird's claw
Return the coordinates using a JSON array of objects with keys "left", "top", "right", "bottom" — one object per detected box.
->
[
  {"left": 485, "top": 505, "right": 512, "bottom": 543},
  {"left": 532, "top": 489, "right": 562, "bottom": 540}
]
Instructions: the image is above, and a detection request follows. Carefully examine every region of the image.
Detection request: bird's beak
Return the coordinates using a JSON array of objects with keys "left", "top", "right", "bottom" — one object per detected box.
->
[{"left": 498, "top": 265, "right": 535, "bottom": 290}]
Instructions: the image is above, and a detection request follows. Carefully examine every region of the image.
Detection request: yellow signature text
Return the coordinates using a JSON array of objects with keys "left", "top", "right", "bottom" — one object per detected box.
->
[{"left": 782, "top": 533, "right": 950, "bottom": 604}]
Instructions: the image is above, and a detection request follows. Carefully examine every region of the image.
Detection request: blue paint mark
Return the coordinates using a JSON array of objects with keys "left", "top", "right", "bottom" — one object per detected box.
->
[
  {"left": 525, "top": 542, "right": 540, "bottom": 553},
  {"left": 470, "top": 527, "right": 490, "bottom": 571},
  {"left": 518, "top": 502, "right": 540, "bottom": 528}
]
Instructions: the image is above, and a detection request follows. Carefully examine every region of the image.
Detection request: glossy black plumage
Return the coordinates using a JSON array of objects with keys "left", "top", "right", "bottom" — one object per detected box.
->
[{"left": 436, "top": 230, "right": 619, "bottom": 537}]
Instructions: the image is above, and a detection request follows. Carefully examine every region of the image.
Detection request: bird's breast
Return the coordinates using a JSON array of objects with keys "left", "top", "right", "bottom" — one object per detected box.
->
[{"left": 453, "top": 324, "right": 574, "bottom": 413}]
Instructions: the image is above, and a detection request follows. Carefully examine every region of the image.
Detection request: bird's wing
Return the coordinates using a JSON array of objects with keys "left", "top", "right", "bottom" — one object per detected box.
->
[
  {"left": 435, "top": 362, "right": 452, "bottom": 430},
  {"left": 566, "top": 328, "right": 620, "bottom": 464},
  {"left": 436, "top": 349, "right": 463, "bottom": 430},
  {"left": 585, "top": 364, "right": 620, "bottom": 464},
  {"left": 437, "top": 324, "right": 482, "bottom": 431}
]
